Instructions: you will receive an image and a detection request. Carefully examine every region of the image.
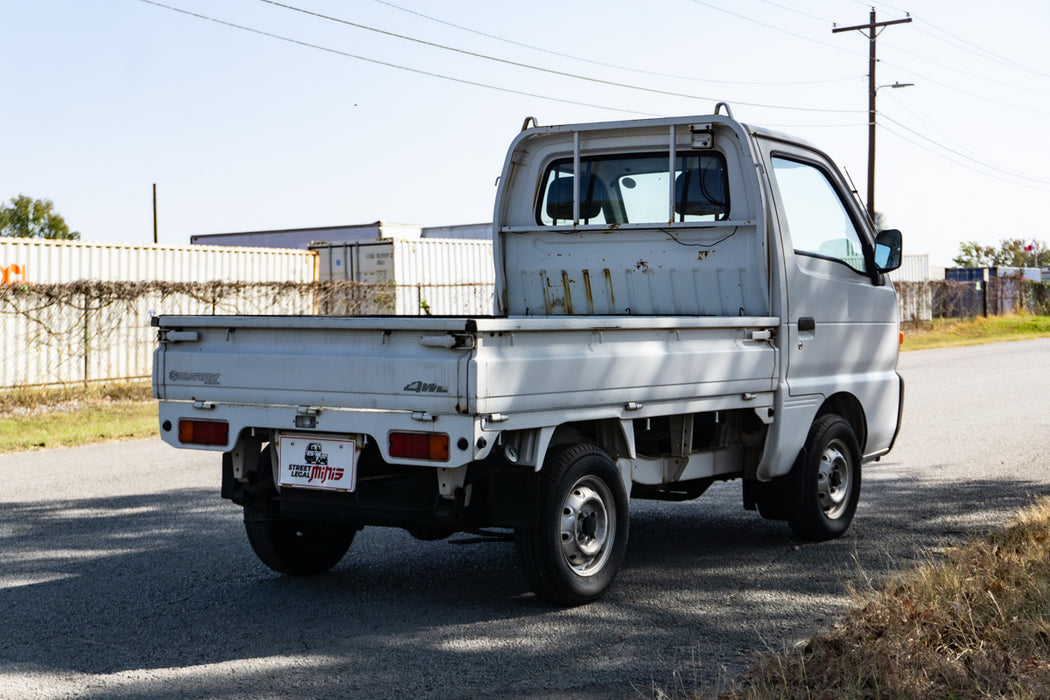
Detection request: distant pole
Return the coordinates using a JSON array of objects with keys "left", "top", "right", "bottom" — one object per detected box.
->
[
  {"left": 833, "top": 9, "right": 912, "bottom": 221},
  {"left": 153, "top": 183, "right": 158, "bottom": 244}
]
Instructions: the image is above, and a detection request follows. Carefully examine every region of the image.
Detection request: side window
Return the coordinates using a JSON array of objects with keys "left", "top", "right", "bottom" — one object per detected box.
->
[{"left": 771, "top": 156, "right": 866, "bottom": 273}]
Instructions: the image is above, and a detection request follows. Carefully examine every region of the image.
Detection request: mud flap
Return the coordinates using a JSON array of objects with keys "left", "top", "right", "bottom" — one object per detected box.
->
[{"left": 744, "top": 447, "right": 807, "bottom": 521}]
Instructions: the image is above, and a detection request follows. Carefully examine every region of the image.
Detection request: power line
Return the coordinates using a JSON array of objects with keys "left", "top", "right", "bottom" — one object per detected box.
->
[
  {"left": 878, "top": 112, "right": 1050, "bottom": 186},
  {"left": 250, "top": 0, "right": 865, "bottom": 114},
  {"left": 136, "top": 0, "right": 657, "bottom": 117},
  {"left": 916, "top": 18, "right": 1050, "bottom": 80},
  {"left": 874, "top": 55, "right": 1050, "bottom": 120},
  {"left": 689, "top": 0, "right": 868, "bottom": 59},
  {"left": 750, "top": 0, "right": 832, "bottom": 24},
  {"left": 371, "top": 0, "right": 860, "bottom": 88},
  {"left": 880, "top": 37, "right": 1045, "bottom": 95},
  {"left": 877, "top": 121, "right": 1050, "bottom": 193}
]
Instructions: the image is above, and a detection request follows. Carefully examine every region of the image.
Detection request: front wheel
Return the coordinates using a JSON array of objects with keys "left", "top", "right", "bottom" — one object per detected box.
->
[
  {"left": 789, "top": 414, "right": 862, "bottom": 542},
  {"left": 516, "top": 444, "right": 629, "bottom": 606}
]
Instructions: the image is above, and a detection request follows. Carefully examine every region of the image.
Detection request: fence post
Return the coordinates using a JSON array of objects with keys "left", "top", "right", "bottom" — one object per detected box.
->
[
  {"left": 982, "top": 271, "right": 988, "bottom": 317},
  {"left": 83, "top": 289, "right": 90, "bottom": 386}
]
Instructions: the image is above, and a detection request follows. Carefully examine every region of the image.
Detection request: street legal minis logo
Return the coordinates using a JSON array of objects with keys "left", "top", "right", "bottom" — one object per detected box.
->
[
  {"left": 286, "top": 463, "right": 346, "bottom": 484},
  {"left": 168, "top": 370, "right": 221, "bottom": 385},
  {"left": 286, "top": 444, "right": 344, "bottom": 484}
]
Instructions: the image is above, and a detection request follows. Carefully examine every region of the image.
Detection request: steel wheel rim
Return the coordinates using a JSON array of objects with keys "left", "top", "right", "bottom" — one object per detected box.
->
[
  {"left": 817, "top": 438, "right": 852, "bottom": 520},
  {"left": 558, "top": 476, "right": 615, "bottom": 577}
]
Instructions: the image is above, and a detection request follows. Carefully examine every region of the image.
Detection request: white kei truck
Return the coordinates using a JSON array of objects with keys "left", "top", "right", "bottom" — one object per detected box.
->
[{"left": 152, "top": 108, "right": 904, "bottom": 606}]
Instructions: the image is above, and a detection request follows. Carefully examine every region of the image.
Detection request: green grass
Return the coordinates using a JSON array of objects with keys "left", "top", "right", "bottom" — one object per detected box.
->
[
  {"left": 903, "top": 314, "right": 1050, "bottom": 351},
  {"left": 0, "top": 382, "right": 158, "bottom": 453}
]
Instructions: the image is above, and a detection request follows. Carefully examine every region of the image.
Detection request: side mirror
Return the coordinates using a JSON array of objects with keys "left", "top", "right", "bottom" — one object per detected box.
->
[{"left": 874, "top": 228, "right": 903, "bottom": 272}]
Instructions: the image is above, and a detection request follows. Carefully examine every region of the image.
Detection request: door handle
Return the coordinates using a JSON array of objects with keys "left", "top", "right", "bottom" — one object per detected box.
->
[{"left": 798, "top": 317, "right": 816, "bottom": 332}]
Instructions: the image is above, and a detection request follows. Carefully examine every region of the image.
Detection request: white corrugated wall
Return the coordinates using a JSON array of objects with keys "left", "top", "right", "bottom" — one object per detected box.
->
[
  {"left": 1, "top": 239, "right": 317, "bottom": 387},
  {"left": 0, "top": 238, "right": 316, "bottom": 284},
  {"left": 391, "top": 238, "right": 495, "bottom": 315},
  {"left": 888, "top": 253, "right": 932, "bottom": 322},
  {"left": 887, "top": 253, "right": 930, "bottom": 284}
]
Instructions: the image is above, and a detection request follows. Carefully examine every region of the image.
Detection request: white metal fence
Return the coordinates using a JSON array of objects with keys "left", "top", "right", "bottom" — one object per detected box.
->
[
  {"left": 1, "top": 240, "right": 319, "bottom": 388},
  {"left": 0, "top": 281, "right": 403, "bottom": 388},
  {"left": 889, "top": 253, "right": 932, "bottom": 323}
]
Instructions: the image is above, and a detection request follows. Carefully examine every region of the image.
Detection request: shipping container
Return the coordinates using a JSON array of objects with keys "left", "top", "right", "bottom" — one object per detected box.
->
[
  {"left": 945, "top": 267, "right": 991, "bottom": 282},
  {"left": 0, "top": 238, "right": 316, "bottom": 284},
  {"left": 887, "top": 253, "right": 930, "bottom": 283},
  {"left": 190, "top": 221, "right": 424, "bottom": 249},
  {"left": 311, "top": 237, "right": 495, "bottom": 315},
  {"left": 419, "top": 223, "right": 492, "bottom": 240},
  {"left": 191, "top": 221, "right": 493, "bottom": 248}
]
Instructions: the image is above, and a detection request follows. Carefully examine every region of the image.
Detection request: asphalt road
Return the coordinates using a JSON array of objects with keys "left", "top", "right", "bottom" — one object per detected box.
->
[{"left": 3, "top": 339, "right": 1050, "bottom": 699}]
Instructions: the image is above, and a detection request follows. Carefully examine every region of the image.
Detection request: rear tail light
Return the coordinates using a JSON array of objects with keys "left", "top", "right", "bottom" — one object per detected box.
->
[
  {"left": 178, "top": 419, "right": 229, "bottom": 446},
  {"left": 388, "top": 431, "right": 449, "bottom": 461}
]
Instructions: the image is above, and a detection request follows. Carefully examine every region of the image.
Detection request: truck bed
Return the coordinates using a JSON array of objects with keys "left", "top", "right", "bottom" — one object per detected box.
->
[{"left": 153, "top": 313, "right": 779, "bottom": 464}]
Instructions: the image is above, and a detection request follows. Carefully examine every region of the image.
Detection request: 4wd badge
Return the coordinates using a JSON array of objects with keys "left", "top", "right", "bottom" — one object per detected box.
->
[{"left": 403, "top": 380, "right": 448, "bottom": 393}]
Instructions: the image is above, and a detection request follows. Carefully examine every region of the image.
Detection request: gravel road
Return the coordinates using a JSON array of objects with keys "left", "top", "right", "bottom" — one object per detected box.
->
[{"left": 3, "top": 339, "right": 1050, "bottom": 699}]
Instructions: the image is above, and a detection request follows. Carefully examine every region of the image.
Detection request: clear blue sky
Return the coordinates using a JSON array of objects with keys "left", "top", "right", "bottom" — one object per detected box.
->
[{"left": 4, "top": 0, "right": 1048, "bottom": 266}]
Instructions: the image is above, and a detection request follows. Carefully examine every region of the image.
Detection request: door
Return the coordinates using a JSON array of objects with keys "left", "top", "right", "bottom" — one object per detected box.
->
[{"left": 756, "top": 138, "right": 901, "bottom": 451}]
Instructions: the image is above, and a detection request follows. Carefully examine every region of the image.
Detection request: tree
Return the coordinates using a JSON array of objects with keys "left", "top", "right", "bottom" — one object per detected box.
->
[
  {"left": 953, "top": 241, "right": 998, "bottom": 267},
  {"left": 0, "top": 195, "right": 80, "bottom": 240},
  {"left": 953, "top": 238, "right": 1048, "bottom": 268}
]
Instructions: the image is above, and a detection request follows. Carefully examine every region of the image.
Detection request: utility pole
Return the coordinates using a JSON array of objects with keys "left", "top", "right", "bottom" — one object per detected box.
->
[
  {"left": 153, "top": 183, "right": 158, "bottom": 244},
  {"left": 833, "top": 9, "right": 911, "bottom": 221}
]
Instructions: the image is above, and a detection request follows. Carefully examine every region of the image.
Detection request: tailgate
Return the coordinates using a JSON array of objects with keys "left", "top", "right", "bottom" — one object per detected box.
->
[{"left": 152, "top": 316, "right": 475, "bottom": 414}]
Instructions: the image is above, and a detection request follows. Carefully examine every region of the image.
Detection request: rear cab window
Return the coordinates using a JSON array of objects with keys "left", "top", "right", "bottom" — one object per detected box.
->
[{"left": 536, "top": 152, "right": 730, "bottom": 226}]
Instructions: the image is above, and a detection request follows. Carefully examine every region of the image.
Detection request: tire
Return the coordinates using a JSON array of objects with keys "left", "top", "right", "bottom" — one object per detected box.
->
[
  {"left": 515, "top": 444, "right": 629, "bottom": 606},
  {"left": 242, "top": 446, "right": 356, "bottom": 576},
  {"left": 244, "top": 507, "right": 356, "bottom": 576},
  {"left": 789, "top": 414, "right": 862, "bottom": 542}
]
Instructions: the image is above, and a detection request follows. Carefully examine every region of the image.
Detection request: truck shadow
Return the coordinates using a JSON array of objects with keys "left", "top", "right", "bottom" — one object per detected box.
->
[{"left": 1, "top": 467, "right": 1044, "bottom": 698}]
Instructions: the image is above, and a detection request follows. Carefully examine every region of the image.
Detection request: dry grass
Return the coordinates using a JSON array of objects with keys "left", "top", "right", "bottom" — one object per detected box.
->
[{"left": 724, "top": 498, "right": 1050, "bottom": 699}]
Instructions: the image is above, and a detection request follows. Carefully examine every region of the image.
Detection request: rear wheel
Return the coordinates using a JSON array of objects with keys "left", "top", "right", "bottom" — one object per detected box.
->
[
  {"left": 242, "top": 446, "right": 356, "bottom": 576},
  {"left": 516, "top": 444, "right": 629, "bottom": 606},
  {"left": 789, "top": 415, "right": 861, "bottom": 542}
]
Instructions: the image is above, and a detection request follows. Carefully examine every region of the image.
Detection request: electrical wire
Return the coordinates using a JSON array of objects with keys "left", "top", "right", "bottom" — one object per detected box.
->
[
  {"left": 916, "top": 18, "right": 1050, "bottom": 80},
  {"left": 687, "top": 0, "right": 867, "bottom": 59},
  {"left": 750, "top": 0, "right": 832, "bottom": 24},
  {"left": 252, "top": 0, "right": 864, "bottom": 114},
  {"left": 369, "top": 0, "right": 859, "bottom": 87},
  {"left": 878, "top": 112, "right": 1050, "bottom": 186},
  {"left": 877, "top": 121, "right": 1050, "bottom": 193},
  {"left": 136, "top": 0, "right": 658, "bottom": 117},
  {"left": 879, "top": 38, "right": 1044, "bottom": 95}
]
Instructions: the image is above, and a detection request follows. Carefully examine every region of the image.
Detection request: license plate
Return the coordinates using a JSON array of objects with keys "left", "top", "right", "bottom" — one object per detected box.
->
[{"left": 278, "top": 435, "right": 357, "bottom": 492}]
